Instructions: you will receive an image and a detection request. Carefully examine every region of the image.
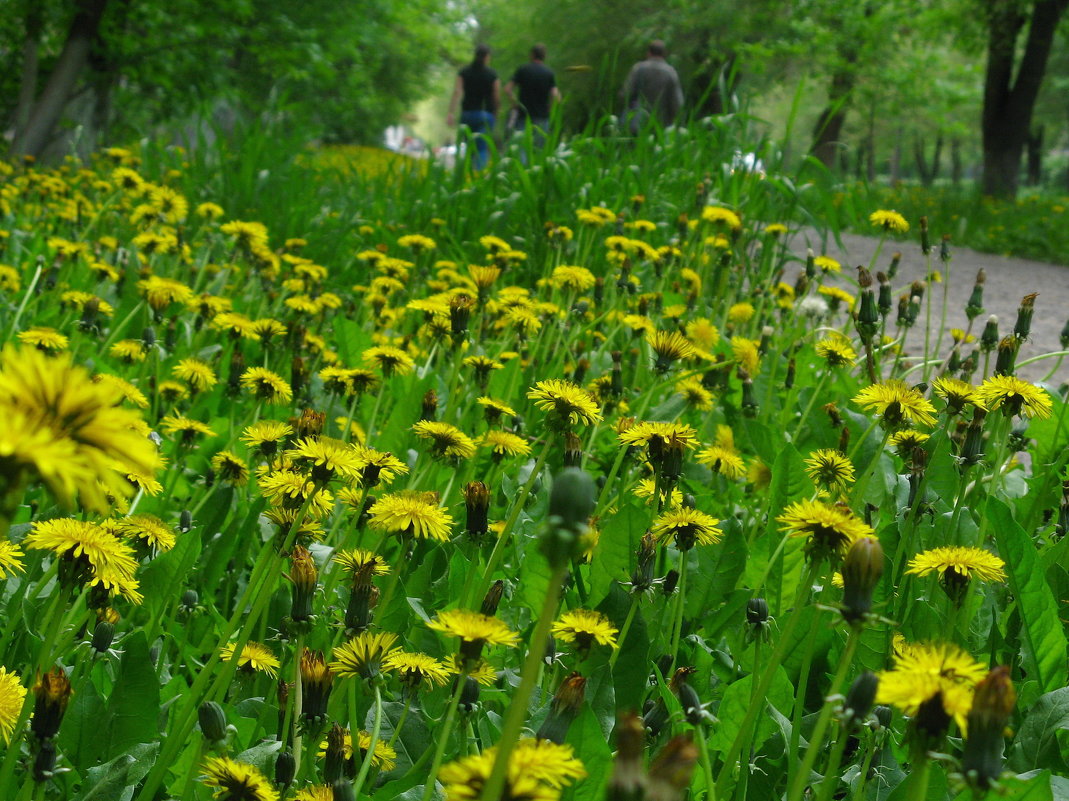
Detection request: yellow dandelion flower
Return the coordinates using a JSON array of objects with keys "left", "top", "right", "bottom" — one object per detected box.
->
[
  {"left": 651, "top": 507, "right": 722, "bottom": 549},
  {"left": 551, "top": 609, "right": 619, "bottom": 650},
  {"left": 977, "top": 375, "right": 1052, "bottom": 419},
  {"left": 803, "top": 449, "right": 856, "bottom": 491},
  {"left": 527, "top": 379, "right": 602, "bottom": 428},
  {"left": 330, "top": 631, "right": 400, "bottom": 680},
  {"left": 853, "top": 380, "right": 937, "bottom": 429},
  {"left": 776, "top": 499, "right": 873, "bottom": 562},
  {"left": 219, "top": 641, "right": 280, "bottom": 678},
  {"left": 367, "top": 491, "right": 453, "bottom": 541},
  {"left": 869, "top": 210, "right": 910, "bottom": 233},
  {"left": 200, "top": 756, "right": 279, "bottom": 801}
]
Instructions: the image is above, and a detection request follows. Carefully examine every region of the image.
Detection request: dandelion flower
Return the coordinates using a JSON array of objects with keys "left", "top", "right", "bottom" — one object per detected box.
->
[
  {"left": 696, "top": 445, "right": 746, "bottom": 480},
  {"left": 351, "top": 446, "right": 409, "bottom": 487},
  {"left": 330, "top": 631, "right": 400, "bottom": 680},
  {"left": 651, "top": 507, "right": 722, "bottom": 549},
  {"left": 646, "top": 330, "right": 696, "bottom": 371},
  {"left": 363, "top": 345, "right": 415, "bottom": 377},
  {"left": 815, "top": 336, "right": 857, "bottom": 368},
  {"left": 25, "top": 518, "right": 138, "bottom": 586},
  {"left": 813, "top": 255, "right": 841, "bottom": 273},
  {"left": 240, "top": 420, "right": 293, "bottom": 456},
  {"left": 977, "top": 375, "right": 1052, "bottom": 419},
  {"left": 107, "top": 513, "right": 176, "bottom": 552},
  {"left": 480, "top": 430, "right": 532, "bottom": 459},
  {"left": 440, "top": 739, "right": 585, "bottom": 801},
  {"left": 877, "top": 640, "right": 986, "bottom": 732},
  {"left": 200, "top": 756, "right": 279, "bottom": 801},
  {"left": 701, "top": 206, "right": 742, "bottom": 229},
  {"left": 160, "top": 415, "right": 216, "bottom": 444},
  {"left": 0, "top": 666, "right": 26, "bottom": 744},
  {"left": 412, "top": 421, "right": 477, "bottom": 461},
  {"left": 383, "top": 651, "right": 450, "bottom": 691},
  {"left": 316, "top": 729, "right": 398, "bottom": 771},
  {"left": 551, "top": 609, "right": 619, "bottom": 651},
  {"left": 428, "top": 609, "right": 519, "bottom": 664},
  {"left": 367, "top": 491, "right": 453, "bottom": 541},
  {"left": 258, "top": 470, "right": 334, "bottom": 516},
  {"left": 17, "top": 327, "right": 69, "bottom": 353},
  {"left": 219, "top": 641, "right": 280, "bottom": 678},
  {"left": 0, "top": 540, "right": 25, "bottom": 578},
  {"left": 287, "top": 437, "right": 362, "bottom": 482},
  {"left": 932, "top": 377, "right": 983, "bottom": 415},
  {"left": 906, "top": 546, "right": 1006, "bottom": 601},
  {"left": 804, "top": 449, "right": 855, "bottom": 491},
  {"left": 240, "top": 367, "right": 292, "bottom": 404},
  {"left": 173, "top": 358, "right": 218, "bottom": 392},
  {"left": 853, "top": 380, "right": 937, "bottom": 429},
  {"left": 869, "top": 210, "right": 910, "bottom": 233},
  {"left": 675, "top": 377, "right": 714, "bottom": 411},
  {"left": 776, "top": 499, "right": 873, "bottom": 562},
  {"left": 210, "top": 450, "right": 250, "bottom": 486},
  {"left": 527, "top": 379, "right": 602, "bottom": 429}
]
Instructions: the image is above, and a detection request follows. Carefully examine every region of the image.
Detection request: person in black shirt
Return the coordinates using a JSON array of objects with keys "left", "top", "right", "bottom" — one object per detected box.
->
[
  {"left": 447, "top": 44, "right": 500, "bottom": 170},
  {"left": 504, "top": 44, "right": 561, "bottom": 157}
]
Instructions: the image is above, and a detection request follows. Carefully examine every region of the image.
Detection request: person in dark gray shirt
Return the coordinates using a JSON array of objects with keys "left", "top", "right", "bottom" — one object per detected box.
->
[
  {"left": 622, "top": 39, "right": 684, "bottom": 134},
  {"left": 505, "top": 44, "right": 561, "bottom": 157}
]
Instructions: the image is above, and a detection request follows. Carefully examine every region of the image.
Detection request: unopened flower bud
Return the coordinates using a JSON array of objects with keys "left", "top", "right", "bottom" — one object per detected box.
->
[
  {"left": 198, "top": 701, "right": 228, "bottom": 743},
  {"left": 420, "top": 389, "right": 437, "bottom": 422},
  {"left": 179, "top": 509, "right": 193, "bottom": 532},
  {"left": 332, "top": 780, "right": 357, "bottom": 801},
  {"left": 609, "top": 713, "right": 646, "bottom": 801},
  {"left": 300, "top": 648, "right": 333, "bottom": 723},
  {"left": 480, "top": 580, "right": 504, "bottom": 617},
  {"left": 842, "top": 672, "right": 879, "bottom": 729},
  {"left": 877, "top": 273, "right": 892, "bottom": 317},
  {"left": 841, "top": 536, "right": 884, "bottom": 623},
  {"left": 940, "top": 233, "right": 952, "bottom": 263},
  {"left": 647, "top": 735, "right": 699, "bottom": 801},
  {"left": 994, "top": 336, "right": 1018, "bottom": 377},
  {"left": 459, "top": 676, "right": 481, "bottom": 712},
  {"left": 543, "top": 468, "right": 596, "bottom": 567},
  {"left": 966, "top": 270, "right": 986, "bottom": 321},
  {"left": 980, "top": 315, "right": 999, "bottom": 352},
  {"left": 630, "top": 533, "right": 657, "bottom": 594},
  {"left": 450, "top": 295, "right": 472, "bottom": 340},
  {"left": 962, "top": 665, "right": 1015, "bottom": 789},
  {"left": 295, "top": 408, "right": 325, "bottom": 439},
  {"left": 91, "top": 620, "right": 115, "bottom": 654},
  {"left": 463, "top": 481, "right": 490, "bottom": 541},
  {"left": 563, "top": 431, "right": 584, "bottom": 467},
  {"left": 805, "top": 248, "right": 816, "bottom": 279},
  {"left": 323, "top": 724, "right": 348, "bottom": 784},
  {"left": 275, "top": 750, "right": 296, "bottom": 789},
  {"left": 31, "top": 667, "right": 72, "bottom": 741},
  {"left": 141, "top": 326, "right": 156, "bottom": 349},
  {"left": 1013, "top": 293, "right": 1037, "bottom": 342},
  {"left": 537, "top": 672, "right": 587, "bottom": 743},
  {"left": 289, "top": 546, "right": 318, "bottom": 622},
  {"left": 919, "top": 216, "right": 930, "bottom": 255}
]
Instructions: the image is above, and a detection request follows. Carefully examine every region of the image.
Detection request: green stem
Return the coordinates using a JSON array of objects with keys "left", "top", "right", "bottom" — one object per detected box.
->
[
  {"left": 714, "top": 563, "right": 820, "bottom": 798},
  {"left": 478, "top": 563, "right": 569, "bottom": 801},
  {"left": 905, "top": 760, "right": 932, "bottom": 801},
  {"left": 815, "top": 727, "right": 849, "bottom": 801},
  {"left": 696, "top": 725, "right": 718, "bottom": 801},
  {"left": 420, "top": 670, "right": 468, "bottom": 801},
  {"left": 607, "top": 595, "right": 640, "bottom": 670},
  {"left": 351, "top": 683, "right": 383, "bottom": 799},
  {"left": 786, "top": 627, "right": 861, "bottom": 801},
  {"left": 850, "top": 737, "right": 876, "bottom": 801},
  {"left": 386, "top": 696, "right": 413, "bottom": 750},
  {"left": 668, "top": 552, "right": 689, "bottom": 668}
]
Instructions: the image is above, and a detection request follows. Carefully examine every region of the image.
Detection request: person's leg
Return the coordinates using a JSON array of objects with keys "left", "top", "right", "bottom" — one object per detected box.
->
[{"left": 461, "top": 111, "right": 493, "bottom": 170}]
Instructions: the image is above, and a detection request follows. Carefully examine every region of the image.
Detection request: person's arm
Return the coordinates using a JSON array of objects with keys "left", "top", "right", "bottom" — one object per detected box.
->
[
  {"left": 504, "top": 79, "right": 517, "bottom": 107},
  {"left": 622, "top": 64, "right": 638, "bottom": 106},
  {"left": 551, "top": 86, "right": 562, "bottom": 106},
  {"left": 492, "top": 78, "right": 502, "bottom": 114},
  {"left": 446, "top": 75, "right": 463, "bottom": 127}
]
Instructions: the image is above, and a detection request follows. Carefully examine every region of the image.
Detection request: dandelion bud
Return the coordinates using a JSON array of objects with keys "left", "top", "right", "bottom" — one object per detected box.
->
[
  {"left": 323, "top": 724, "right": 348, "bottom": 784},
  {"left": 572, "top": 357, "right": 590, "bottom": 385},
  {"left": 1061, "top": 317, "right": 1069, "bottom": 349},
  {"left": 966, "top": 271, "right": 986, "bottom": 321},
  {"left": 873, "top": 704, "right": 892, "bottom": 729},
  {"left": 33, "top": 740, "right": 57, "bottom": 782},
  {"left": 274, "top": 750, "right": 296, "bottom": 789},
  {"left": 563, "top": 430, "right": 584, "bottom": 467},
  {"left": 198, "top": 701, "right": 228, "bottom": 744},
  {"left": 906, "top": 295, "right": 921, "bottom": 327},
  {"left": 980, "top": 315, "right": 999, "bottom": 352},
  {"left": 630, "top": 533, "right": 657, "bottom": 594},
  {"left": 896, "top": 294, "right": 910, "bottom": 327},
  {"left": 785, "top": 357, "right": 796, "bottom": 390},
  {"left": 1013, "top": 293, "right": 1037, "bottom": 342},
  {"left": 759, "top": 325, "right": 774, "bottom": 355},
  {"left": 609, "top": 713, "right": 646, "bottom": 801},
  {"left": 91, "top": 620, "right": 115, "bottom": 654},
  {"left": 79, "top": 297, "right": 101, "bottom": 332},
  {"left": 888, "top": 252, "right": 901, "bottom": 279},
  {"left": 647, "top": 735, "right": 699, "bottom": 801},
  {"left": 962, "top": 667, "right": 1017, "bottom": 779},
  {"left": 746, "top": 597, "right": 769, "bottom": 627},
  {"left": 741, "top": 375, "right": 758, "bottom": 418},
  {"left": 420, "top": 389, "right": 437, "bottom": 422},
  {"left": 919, "top": 216, "right": 930, "bottom": 255},
  {"left": 994, "top": 336, "right": 1018, "bottom": 377},
  {"left": 480, "top": 579, "right": 505, "bottom": 617},
  {"left": 300, "top": 649, "right": 333, "bottom": 723},
  {"left": 291, "top": 356, "right": 307, "bottom": 398},
  {"left": 805, "top": 248, "right": 816, "bottom": 279},
  {"left": 594, "top": 277, "right": 605, "bottom": 304},
  {"left": 31, "top": 667, "right": 72, "bottom": 742},
  {"left": 289, "top": 546, "right": 318, "bottom": 622},
  {"left": 672, "top": 668, "right": 706, "bottom": 726},
  {"left": 332, "top": 780, "right": 357, "bottom": 801},
  {"left": 610, "top": 351, "right": 624, "bottom": 397},
  {"left": 662, "top": 569, "right": 680, "bottom": 596},
  {"left": 227, "top": 348, "right": 245, "bottom": 395},
  {"left": 940, "top": 233, "right": 952, "bottom": 262},
  {"left": 463, "top": 481, "right": 490, "bottom": 541},
  {"left": 344, "top": 583, "right": 375, "bottom": 633},
  {"left": 449, "top": 295, "right": 472, "bottom": 340},
  {"left": 960, "top": 408, "right": 987, "bottom": 467},
  {"left": 877, "top": 273, "right": 892, "bottom": 317},
  {"left": 141, "top": 326, "right": 156, "bottom": 349},
  {"left": 543, "top": 468, "right": 596, "bottom": 567},
  {"left": 537, "top": 672, "right": 587, "bottom": 743},
  {"left": 856, "top": 285, "right": 879, "bottom": 345},
  {"left": 841, "top": 536, "right": 883, "bottom": 623},
  {"left": 296, "top": 408, "right": 325, "bottom": 439},
  {"left": 842, "top": 672, "right": 879, "bottom": 729},
  {"left": 459, "top": 675, "right": 481, "bottom": 712}
]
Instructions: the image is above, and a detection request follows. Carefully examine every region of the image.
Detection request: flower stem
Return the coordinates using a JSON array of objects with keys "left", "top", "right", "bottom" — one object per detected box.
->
[
  {"left": 478, "top": 563, "right": 569, "bottom": 801},
  {"left": 420, "top": 670, "right": 468, "bottom": 801},
  {"left": 351, "top": 683, "right": 383, "bottom": 799}
]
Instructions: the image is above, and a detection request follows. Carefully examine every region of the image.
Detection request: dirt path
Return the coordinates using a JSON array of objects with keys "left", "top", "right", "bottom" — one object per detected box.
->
[{"left": 787, "top": 229, "right": 1069, "bottom": 386}]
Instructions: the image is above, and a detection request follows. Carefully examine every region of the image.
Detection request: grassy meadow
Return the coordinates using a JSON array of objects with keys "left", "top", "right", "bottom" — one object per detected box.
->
[{"left": 0, "top": 120, "right": 1068, "bottom": 801}]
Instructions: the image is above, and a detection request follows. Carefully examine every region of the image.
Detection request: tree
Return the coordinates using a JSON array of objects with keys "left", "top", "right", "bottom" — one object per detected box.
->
[{"left": 980, "top": 0, "right": 1069, "bottom": 197}]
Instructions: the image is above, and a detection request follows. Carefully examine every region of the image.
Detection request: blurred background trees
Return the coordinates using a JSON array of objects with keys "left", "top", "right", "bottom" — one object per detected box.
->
[{"left": 2, "top": 0, "right": 1068, "bottom": 198}]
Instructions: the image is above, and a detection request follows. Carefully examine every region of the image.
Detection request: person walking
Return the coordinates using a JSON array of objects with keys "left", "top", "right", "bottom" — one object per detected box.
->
[
  {"left": 504, "top": 44, "right": 561, "bottom": 157},
  {"left": 447, "top": 44, "right": 500, "bottom": 170},
  {"left": 622, "top": 39, "right": 684, "bottom": 135}
]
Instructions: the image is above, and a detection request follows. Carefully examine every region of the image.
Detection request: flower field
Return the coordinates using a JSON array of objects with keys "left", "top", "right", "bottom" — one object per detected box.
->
[{"left": 1, "top": 131, "right": 1068, "bottom": 801}]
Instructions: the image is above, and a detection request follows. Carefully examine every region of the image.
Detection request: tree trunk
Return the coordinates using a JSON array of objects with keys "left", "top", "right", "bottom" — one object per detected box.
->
[
  {"left": 914, "top": 133, "right": 944, "bottom": 187},
  {"left": 1026, "top": 125, "right": 1043, "bottom": 185},
  {"left": 811, "top": 70, "right": 855, "bottom": 170},
  {"left": 865, "top": 102, "right": 876, "bottom": 182},
  {"left": 981, "top": 0, "right": 1068, "bottom": 198},
  {"left": 951, "top": 138, "right": 963, "bottom": 186},
  {"left": 12, "top": 2, "right": 45, "bottom": 134},
  {"left": 10, "top": 0, "right": 110, "bottom": 159},
  {"left": 889, "top": 127, "right": 903, "bottom": 184}
]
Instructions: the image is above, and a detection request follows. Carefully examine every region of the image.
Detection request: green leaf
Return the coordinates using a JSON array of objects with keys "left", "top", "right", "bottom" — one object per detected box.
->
[
  {"left": 685, "top": 518, "right": 747, "bottom": 619},
  {"left": 996, "top": 772, "right": 1056, "bottom": 801},
  {"left": 138, "top": 530, "right": 202, "bottom": 624},
  {"left": 59, "top": 679, "right": 108, "bottom": 769},
  {"left": 102, "top": 632, "right": 162, "bottom": 761},
  {"left": 1008, "top": 687, "right": 1069, "bottom": 773},
  {"left": 991, "top": 498, "right": 1068, "bottom": 693},
  {"left": 79, "top": 743, "right": 159, "bottom": 801},
  {"left": 567, "top": 704, "right": 613, "bottom": 801},
  {"left": 708, "top": 665, "right": 794, "bottom": 754}
]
